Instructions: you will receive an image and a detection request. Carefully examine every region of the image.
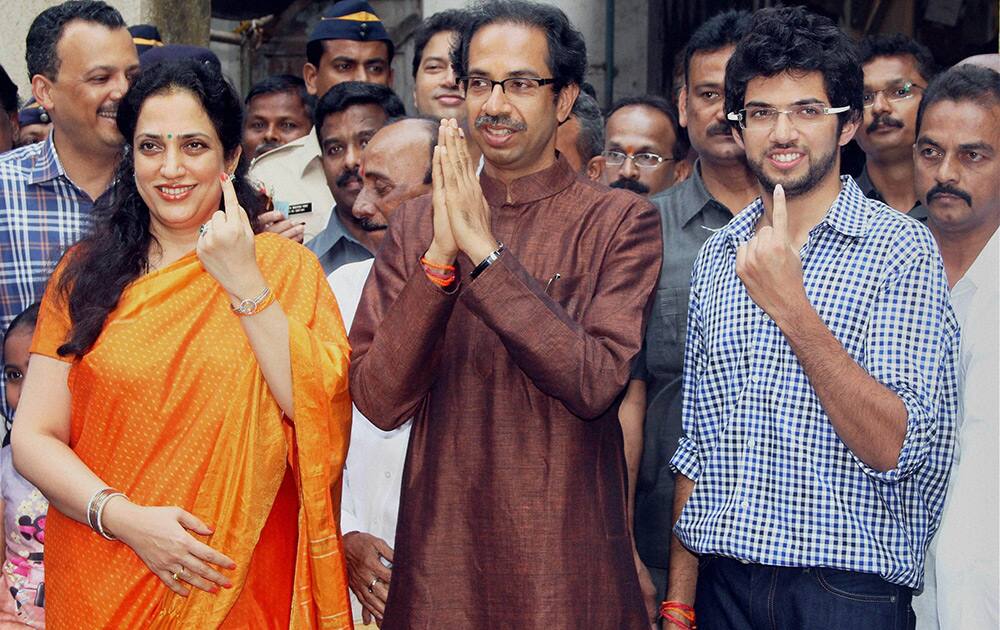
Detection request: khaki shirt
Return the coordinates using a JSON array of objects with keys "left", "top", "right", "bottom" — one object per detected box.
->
[{"left": 249, "top": 132, "right": 334, "bottom": 244}]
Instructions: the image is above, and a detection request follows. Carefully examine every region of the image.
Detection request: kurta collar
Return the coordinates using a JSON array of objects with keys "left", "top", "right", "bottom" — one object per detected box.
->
[{"left": 480, "top": 154, "right": 576, "bottom": 207}]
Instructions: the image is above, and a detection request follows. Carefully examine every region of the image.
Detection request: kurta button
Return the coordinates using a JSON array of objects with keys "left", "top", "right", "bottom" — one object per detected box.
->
[{"left": 384, "top": 471, "right": 391, "bottom": 478}]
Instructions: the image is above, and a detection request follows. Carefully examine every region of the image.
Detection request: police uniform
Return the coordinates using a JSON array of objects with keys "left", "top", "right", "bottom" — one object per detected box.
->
[{"left": 248, "top": 0, "right": 393, "bottom": 246}]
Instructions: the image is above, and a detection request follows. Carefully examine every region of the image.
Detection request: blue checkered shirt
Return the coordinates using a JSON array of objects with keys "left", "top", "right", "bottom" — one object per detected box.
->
[
  {"left": 0, "top": 134, "right": 100, "bottom": 333},
  {"left": 670, "top": 176, "right": 959, "bottom": 589}
]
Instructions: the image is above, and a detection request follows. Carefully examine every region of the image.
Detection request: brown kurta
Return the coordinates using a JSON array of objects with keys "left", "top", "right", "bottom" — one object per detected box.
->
[{"left": 349, "top": 156, "right": 662, "bottom": 628}]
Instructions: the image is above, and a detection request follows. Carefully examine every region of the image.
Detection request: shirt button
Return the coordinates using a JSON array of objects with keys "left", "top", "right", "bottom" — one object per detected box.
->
[
  {"left": 741, "top": 500, "right": 750, "bottom": 509},
  {"left": 384, "top": 472, "right": 391, "bottom": 479},
  {"left": 747, "top": 438, "right": 756, "bottom": 448},
  {"left": 751, "top": 374, "right": 761, "bottom": 384}
]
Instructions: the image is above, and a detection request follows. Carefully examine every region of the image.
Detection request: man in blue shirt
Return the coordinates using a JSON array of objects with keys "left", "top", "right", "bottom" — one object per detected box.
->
[
  {"left": 664, "top": 8, "right": 959, "bottom": 630},
  {"left": 306, "top": 81, "right": 405, "bottom": 274},
  {"left": 0, "top": 0, "right": 138, "bottom": 333}
]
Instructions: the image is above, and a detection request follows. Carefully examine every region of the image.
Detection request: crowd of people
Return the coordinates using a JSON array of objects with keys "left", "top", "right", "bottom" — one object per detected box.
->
[{"left": 0, "top": 0, "right": 996, "bottom": 628}]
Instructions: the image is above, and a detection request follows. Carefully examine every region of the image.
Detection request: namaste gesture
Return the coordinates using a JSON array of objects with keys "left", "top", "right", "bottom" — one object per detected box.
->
[{"left": 423, "top": 119, "right": 498, "bottom": 267}]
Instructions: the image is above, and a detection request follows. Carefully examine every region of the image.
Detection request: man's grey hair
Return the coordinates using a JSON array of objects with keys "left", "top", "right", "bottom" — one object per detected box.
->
[{"left": 570, "top": 92, "right": 604, "bottom": 162}]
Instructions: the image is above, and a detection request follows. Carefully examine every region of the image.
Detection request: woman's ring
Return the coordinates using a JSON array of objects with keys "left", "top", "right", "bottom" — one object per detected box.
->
[{"left": 367, "top": 576, "right": 379, "bottom": 593}]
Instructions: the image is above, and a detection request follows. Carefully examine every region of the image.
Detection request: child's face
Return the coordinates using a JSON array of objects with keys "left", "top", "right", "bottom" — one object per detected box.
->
[{"left": 3, "top": 329, "right": 32, "bottom": 413}]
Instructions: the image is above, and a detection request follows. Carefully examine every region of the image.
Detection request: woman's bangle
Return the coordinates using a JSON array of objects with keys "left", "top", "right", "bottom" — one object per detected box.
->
[
  {"left": 87, "top": 487, "right": 115, "bottom": 531},
  {"left": 88, "top": 488, "right": 128, "bottom": 541}
]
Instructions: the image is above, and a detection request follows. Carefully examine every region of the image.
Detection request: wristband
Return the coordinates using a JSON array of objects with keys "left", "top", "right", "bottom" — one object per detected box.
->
[{"left": 469, "top": 242, "right": 505, "bottom": 280}]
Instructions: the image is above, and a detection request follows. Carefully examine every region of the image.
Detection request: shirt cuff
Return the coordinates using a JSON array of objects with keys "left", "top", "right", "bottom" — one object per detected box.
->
[
  {"left": 853, "top": 387, "right": 931, "bottom": 483},
  {"left": 670, "top": 436, "right": 701, "bottom": 481}
]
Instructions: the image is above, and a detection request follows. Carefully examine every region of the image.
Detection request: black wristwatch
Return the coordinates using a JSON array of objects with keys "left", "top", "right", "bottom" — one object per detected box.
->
[{"left": 469, "top": 242, "right": 505, "bottom": 280}]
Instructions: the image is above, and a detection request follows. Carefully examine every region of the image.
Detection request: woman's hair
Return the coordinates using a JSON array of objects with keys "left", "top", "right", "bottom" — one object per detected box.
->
[{"left": 56, "top": 59, "right": 264, "bottom": 358}]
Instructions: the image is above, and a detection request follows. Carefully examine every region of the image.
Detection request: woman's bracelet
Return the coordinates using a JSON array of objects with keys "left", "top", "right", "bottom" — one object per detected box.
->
[{"left": 87, "top": 487, "right": 128, "bottom": 541}]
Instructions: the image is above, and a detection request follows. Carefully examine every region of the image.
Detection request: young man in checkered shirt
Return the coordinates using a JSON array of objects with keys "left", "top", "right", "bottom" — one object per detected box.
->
[{"left": 663, "top": 7, "right": 959, "bottom": 630}]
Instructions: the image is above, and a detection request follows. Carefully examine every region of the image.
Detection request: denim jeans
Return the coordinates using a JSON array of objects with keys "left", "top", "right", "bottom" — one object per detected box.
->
[{"left": 694, "top": 555, "right": 915, "bottom": 630}]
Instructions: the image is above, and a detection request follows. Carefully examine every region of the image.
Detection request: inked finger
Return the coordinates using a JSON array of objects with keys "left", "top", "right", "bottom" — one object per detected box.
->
[{"left": 772, "top": 184, "right": 788, "bottom": 236}]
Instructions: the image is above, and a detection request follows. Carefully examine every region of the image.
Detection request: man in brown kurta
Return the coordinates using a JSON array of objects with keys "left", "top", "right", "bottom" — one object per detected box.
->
[{"left": 349, "top": 2, "right": 662, "bottom": 627}]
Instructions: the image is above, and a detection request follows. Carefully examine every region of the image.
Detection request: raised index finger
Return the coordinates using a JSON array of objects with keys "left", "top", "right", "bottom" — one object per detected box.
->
[
  {"left": 772, "top": 183, "right": 788, "bottom": 237},
  {"left": 219, "top": 172, "right": 242, "bottom": 223}
]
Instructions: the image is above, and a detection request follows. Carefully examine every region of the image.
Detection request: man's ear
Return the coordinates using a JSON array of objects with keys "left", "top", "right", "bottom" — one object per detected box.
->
[
  {"left": 672, "top": 157, "right": 692, "bottom": 185},
  {"left": 8, "top": 111, "right": 20, "bottom": 145},
  {"left": 678, "top": 85, "right": 689, "bottom": 128},
  {"left": 32, "top": 74, "right": 55, "bottom": 112},
  {"left": 586, "top": 154, "right": 604, "bottom": 182},
  {"left": 838, "top": 114, "right": 861, "bottom": 147},
  {"left": 302, "top": 62, "right": 319, "bottom": 97},
  {"left": 556, "top": 83, "right": 581, "bottom": 124},
  {"left": 731, "top": 125, "right": 745, "bottom": 151}
]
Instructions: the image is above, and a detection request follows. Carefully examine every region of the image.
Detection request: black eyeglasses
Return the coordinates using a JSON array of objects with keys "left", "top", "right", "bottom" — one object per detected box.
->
[{"left": 460, "top": 76, "right": 556, "bottom": 97}]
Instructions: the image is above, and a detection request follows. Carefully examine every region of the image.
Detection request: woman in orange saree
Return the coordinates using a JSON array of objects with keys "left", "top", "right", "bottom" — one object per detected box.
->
[{"left": 11, "top": 60, "right": 352, "bottom": 628}]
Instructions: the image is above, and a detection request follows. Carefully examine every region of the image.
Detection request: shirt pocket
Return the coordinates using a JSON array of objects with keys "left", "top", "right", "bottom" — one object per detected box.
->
[
  {"left": 645, "top": 286, "right": 689, "bottom": 376},
  {"left": 545, "top": 272, "right": 594, "bottom": 321}
]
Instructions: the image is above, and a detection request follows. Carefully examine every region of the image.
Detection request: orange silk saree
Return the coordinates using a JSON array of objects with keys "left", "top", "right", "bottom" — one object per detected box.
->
[{"left": 30, "top": 234, "right": 353, "bottom": 629}]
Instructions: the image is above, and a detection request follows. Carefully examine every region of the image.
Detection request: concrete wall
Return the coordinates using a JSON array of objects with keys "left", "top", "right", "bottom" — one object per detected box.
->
[{"left": 0, "top": 0, "right": 209, "bottom": 102}]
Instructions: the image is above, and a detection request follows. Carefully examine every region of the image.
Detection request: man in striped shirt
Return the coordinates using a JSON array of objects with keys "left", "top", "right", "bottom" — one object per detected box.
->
[{"left": 664, "top": 8, "right": 959, "bottom": 630}]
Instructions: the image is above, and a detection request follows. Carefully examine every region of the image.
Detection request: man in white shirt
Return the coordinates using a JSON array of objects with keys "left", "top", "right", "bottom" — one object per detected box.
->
[
  {"left": 911, "top": 63, "right": 1000, "bottom": 630},
  {"left": 327, "top": 116, "right": 437, "bottom": 629}
]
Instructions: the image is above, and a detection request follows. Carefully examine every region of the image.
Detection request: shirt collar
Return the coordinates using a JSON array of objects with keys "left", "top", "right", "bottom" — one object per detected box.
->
[
  {"left": 954, "top": 228, "right": 999, "bottom": 295},
  {"left": 311, "top": 206, "right": 367, "bottom": 256},
  {"left": 252, "top": 132, "right": 322, "bottom": 178},
  {"left": 678, "top": 160, "right": 722, "bottom": 228},
  {"left": 26, "top": 133, "right": 66, "bottom": 185},
  {"left": 480, "top": 155, "right": 577, "bottom": 207},
  {"left": 724, "top": 175, "right": 870, "bottom": 246}
]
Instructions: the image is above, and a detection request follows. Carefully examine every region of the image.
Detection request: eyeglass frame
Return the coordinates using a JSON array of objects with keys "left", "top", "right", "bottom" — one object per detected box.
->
[
  {"left": 601, "top": 149, "right": 677, "bottom": 169},
  {"left": 861, "top": 81, "right": 925, "bottom": 108},
  {"left": 459, "top": 75, "right": 557, "bottom": 96},
  {"left": 726, "top": 104, "right": 851, "bottom": 130}
]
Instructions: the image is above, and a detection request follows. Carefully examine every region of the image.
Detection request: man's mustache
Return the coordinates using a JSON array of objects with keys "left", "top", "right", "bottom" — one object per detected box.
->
[
  {"left": 867, "top": 113, "right": 904, "bottom": 134},
  {"left": 707, "top": 122, "right": 732, "bottom": 137},
  {"left": 474, "top": 114, "right": 527, "bottom": 131},
  {"left": 336, "top": 167, "right": 361, "bottom": 189},
  {"left": 926, "top": 183, "right": 973, "bottom": 207},
  {"left": 610, "top": 178, "right": 650, "bottom": 195},
  {"left": 254, "top": 141, "right": 281, "bottom": 158}
]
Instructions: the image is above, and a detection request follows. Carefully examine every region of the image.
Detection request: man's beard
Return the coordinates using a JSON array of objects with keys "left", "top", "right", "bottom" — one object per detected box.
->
[
  {"left": 610, "top": 178, "right": 650, "bottom": 195},
  {"left": 747, "top": 143, "right": 838, "bottom": 197}
]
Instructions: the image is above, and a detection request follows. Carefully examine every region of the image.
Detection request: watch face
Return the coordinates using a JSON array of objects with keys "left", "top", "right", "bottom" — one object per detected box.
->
[{"left": 237, "top": 298, "right": 256, "bottom": 314}]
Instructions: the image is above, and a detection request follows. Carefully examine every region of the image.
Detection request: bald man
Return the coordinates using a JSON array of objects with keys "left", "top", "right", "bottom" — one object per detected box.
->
[{"left": 328, "top": 116, "right": 437, "bottom": 629}]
